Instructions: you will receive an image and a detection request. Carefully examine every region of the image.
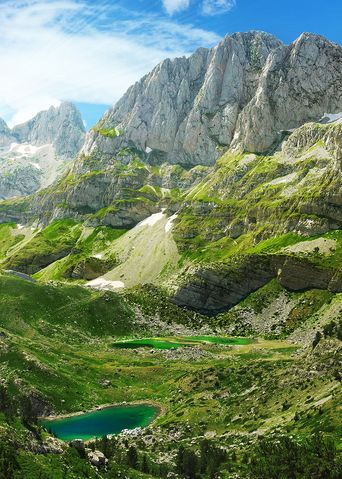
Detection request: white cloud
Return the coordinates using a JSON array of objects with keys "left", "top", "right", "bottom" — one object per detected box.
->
[
  {"left": 162, "top": 0, "right": 190, "bottom": 15},
  {"left": 202, "top": 0, "right": 236, "bottom": 16},
  {"left": 0, "top": 1, "right": 220, "bottom": 126}
]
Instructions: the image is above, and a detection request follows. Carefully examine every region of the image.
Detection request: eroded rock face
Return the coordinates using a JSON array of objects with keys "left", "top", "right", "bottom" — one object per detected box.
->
[
  {"left": 233, "top": 34, "right": 342, "bottom": 152},
  {"left": 83, "top": 32, "right": 342, "bottom": 164},
  {"left": 172, "top": 255, "right": 342, "bottom": 314},
  {"left": 0, "top": 119, "right": 14, "bottom": 148},
  {"left": 83, "top": 31, "right": 283, "bottom": 166},
  {"left": 277, "top": 256, "right": 342, "bottom": 292},
  {"left": 87, "top": 450, "right": 108, "bottom": 467},
  {"left": 172, "top": 255, "right": 276, "bottom": 314}
]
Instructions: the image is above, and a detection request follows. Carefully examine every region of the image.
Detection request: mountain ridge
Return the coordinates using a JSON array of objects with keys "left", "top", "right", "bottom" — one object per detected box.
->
[{"left": 0, "top": 29, "right": 341, "bottom": 478}]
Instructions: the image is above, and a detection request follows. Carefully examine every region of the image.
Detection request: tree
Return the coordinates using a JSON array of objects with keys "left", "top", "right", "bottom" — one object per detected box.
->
[
  {"left": 312, "top": 331, "right": 322, "bottom": 348},
  {"left": 249, "top": 433, "right": 342, "bottom": 479},
  {"left": 0, "top": 441, "right": 19, "bottom": 479},
  {"left": 200, "top": 439, "right": 227, "bottom": 478},
  {"left": 176, "top": 445, "right": 198, "bottom": 479},
  {"left": 141, "top": 453, "right": 149, "bottom": 474},
  {"left": 127, "top": 445, "right": 138, "bottom": 469}
]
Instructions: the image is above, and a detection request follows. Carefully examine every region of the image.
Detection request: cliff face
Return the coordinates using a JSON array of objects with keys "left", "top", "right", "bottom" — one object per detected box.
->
[
  {"left": 234, "top": 33, "right": 342, "bottom": 152},
  {"left": 83, "top": 31, "right": 283, "bottom": 166},
  {"left": 0, "top": 119, "right": 14, "bottom": 148},
  {"left": 82, "top": 31, "right": 342, "bottom": 166}
]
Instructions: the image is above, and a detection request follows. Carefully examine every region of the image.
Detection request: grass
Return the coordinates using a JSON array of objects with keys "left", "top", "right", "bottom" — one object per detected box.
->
[
  {"left": 0, "top": 272, "right": 340, "bottom": 477},
  {"left": 112, "top": 336, "right": 255, "bottom": 349},
  {"left": 0, "top": 223, "right": 25, "bottom": 259}
]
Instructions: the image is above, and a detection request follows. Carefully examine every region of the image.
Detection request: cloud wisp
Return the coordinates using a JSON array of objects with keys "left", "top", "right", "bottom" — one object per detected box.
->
[
  {"left": 202, "top": 0, "right": 236, "bottom": 16},
  {"left": 162, "top": 0, "right": 237, "bottom": 17},
  {"left": 0, "top": 0, "right": 220, "bottom": 126},
  {"left": 162, "top": 0, "right": 191, "bottom": 15}
]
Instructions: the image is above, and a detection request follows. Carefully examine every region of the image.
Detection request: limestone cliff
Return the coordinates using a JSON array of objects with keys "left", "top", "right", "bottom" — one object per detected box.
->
[{"left": 82, "top": 31, "right": 342, "bottom": 166}]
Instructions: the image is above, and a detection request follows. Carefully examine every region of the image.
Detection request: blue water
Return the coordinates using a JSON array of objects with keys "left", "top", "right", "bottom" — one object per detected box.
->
[{"left": 41, "top": 404, "right": 158, "bottom": 441}]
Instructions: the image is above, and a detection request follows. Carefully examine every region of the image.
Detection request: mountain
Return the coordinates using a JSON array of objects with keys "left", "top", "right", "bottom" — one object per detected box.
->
[
  {"left": 83, "top": 31, "right": 342, "bottom": 165},
  {"left": 0, "top": 31, "right": 341, "bottom": 478},
  {"left": 0, "top": 102, "right": 85, "bottom": 200},
  {"left": 11, "top": 102, "right": 85, "bottom": 158},
  {"left": 0, "top": 30, "right": 341, "bottom": 310},
  {"left": 0, "top": 118, "right": 14, "bottom": 148}
]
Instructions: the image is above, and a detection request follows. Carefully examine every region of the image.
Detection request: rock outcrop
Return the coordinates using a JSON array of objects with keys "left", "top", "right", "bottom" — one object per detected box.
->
[
  {"left": 172, "top": 254, "right": 342, "bottom": 314},
  {"left": 233, "top": 33, "right": 342, "bottom": 152},
  {"left": 0, "top": 119, "right": 14, "bottom": 148}
]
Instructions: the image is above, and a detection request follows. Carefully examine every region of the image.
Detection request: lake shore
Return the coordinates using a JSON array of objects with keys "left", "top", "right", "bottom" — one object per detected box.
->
[{"left": 39, "top": 399, "right": 165, "bottom": 423}]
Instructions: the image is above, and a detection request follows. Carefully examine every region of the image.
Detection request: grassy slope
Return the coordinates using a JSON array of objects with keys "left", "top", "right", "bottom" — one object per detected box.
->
[
  {"left": 102, "top": 212, "right": 179, "bottom": 287},
  {"left": 0, "top": 273, "right": 340, "bottom": 478},
  {"left": 0, "top": 123, "right": 341, "bottom": 476}
]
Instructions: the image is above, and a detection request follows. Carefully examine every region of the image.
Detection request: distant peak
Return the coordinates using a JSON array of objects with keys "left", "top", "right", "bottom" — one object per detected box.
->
[
  {"left": 294, "top": 32, "right": 339, "bottom": 47},
  {"left": 0, "top": 118, "right": 10, "bottom": 133}
]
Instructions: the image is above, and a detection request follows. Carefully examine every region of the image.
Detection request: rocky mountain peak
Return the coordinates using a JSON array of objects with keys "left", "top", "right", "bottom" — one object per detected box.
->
[
  {"left": 0, "top": 102, "right": 86, "bottom": 200},
  {"left": 0, "top": 118, "right": 13, "bottom": 148},
  {"left": 0, "top": 118, "right": 10, "bottom": 134},
  {"left": 81, "top": 31, "right": 342, "bottom": 169},
  {"left": 11, "top": 101, "right": 85, "bottom": 158}
]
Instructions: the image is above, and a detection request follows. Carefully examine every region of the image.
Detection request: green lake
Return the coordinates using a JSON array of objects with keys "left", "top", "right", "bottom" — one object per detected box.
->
[
  {"left": 112, "top": 336, "right": 254, "bottom": 350},
  {"left": 41, "top": 404, "right": 159, "bottom": 441}
]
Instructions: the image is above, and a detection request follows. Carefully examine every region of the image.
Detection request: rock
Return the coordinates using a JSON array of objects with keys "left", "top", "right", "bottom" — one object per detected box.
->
[
  {"left": 82, "top": 32, "right": 342, "bottom": 165},
  {"left": 277, "top": 256, "right": 342, "bottom": 292},
  {"left": 0, "top": 118, "right": 15, "bottom": 148},
  {"left": 87, "top": 450, "right": 108, "bottom": 467},
  {"left": 70, "top": 439, "right": 85, "bottom": 451},
  {"left": 172, "top": 254, "right": 342, "bottom": 314},
  {"left": 172, "top": 255, "right": 276, "bottom": 314},
  {"left": 99, "top": 379, "right": 112, "bottom": 388},
  {"left": 83, "top": 31, "right": 283, "bottom": 166},
  {"left": 233, "top": 33, "right": 342, "bottom": 152},
  {"left": 38, "top": 437, "right": 64, "bottom": 455}
]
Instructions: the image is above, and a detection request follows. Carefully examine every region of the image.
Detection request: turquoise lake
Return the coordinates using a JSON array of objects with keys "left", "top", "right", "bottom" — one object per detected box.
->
[{"left": 41, "top": 404, "right": 159, "bottom": 441}]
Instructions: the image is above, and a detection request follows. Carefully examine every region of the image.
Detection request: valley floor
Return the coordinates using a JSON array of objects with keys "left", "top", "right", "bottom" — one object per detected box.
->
[{"left": 0, "top": 273, "right": 340, "bottom": 478}]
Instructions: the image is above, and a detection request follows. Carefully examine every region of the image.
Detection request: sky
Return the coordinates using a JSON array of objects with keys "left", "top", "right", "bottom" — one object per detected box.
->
[{"left": 1, "top": 0, "right": 341, "bottom": 129}]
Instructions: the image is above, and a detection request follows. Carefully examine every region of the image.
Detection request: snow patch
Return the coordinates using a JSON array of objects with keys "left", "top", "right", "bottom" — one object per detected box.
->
[
  {"left": 137, "top": 211, "right": 165, "bottom": 227},
  {"left": 93, "top": 253, "right": 103, "bottom": 259},
  {"left": 145, "top": 146, "right": 152, "bottom": 153},
  {"left": 165, "top": 214, "right": 178, "bottom": 233},
  {"left": 29, "top": 162, "right": 41, "bottom": 170},
  {"left": 16, "top": 224, "right": 25, "bottom": 230},
  {"left": 320, "top": 112, "right": 342, "bottom": 124},
  {"left": 86, "top": 278, "right": 125, "bottom": 290},
  {"left": 8, "top": 142, "right": 51, "bottom": 156}
]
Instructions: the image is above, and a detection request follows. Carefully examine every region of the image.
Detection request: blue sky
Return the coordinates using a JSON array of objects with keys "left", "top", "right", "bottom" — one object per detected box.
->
[{"left": 1, "top": 0, "right": 341, "bottom": 128}]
